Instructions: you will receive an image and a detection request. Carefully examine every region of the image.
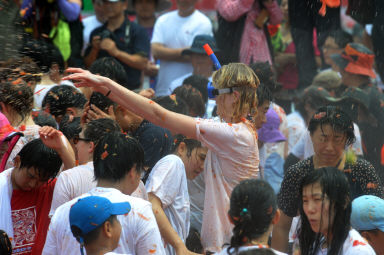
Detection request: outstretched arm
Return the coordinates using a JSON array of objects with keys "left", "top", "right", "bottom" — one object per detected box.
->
[{"left": 64, "top": 68, "right": 197, "bottom": 139}]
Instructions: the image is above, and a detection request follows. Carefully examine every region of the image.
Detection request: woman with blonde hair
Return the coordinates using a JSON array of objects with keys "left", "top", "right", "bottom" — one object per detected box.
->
[{"left": 64, "top": 63, "right": 260, "bottom": 253}]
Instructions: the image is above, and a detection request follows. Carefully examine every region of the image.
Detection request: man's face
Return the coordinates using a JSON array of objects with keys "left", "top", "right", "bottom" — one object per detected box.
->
[
  {"left": 176, "top": 0, "right": 197, "bottom": 14},
  {"left": 102, "top": 0, "right": 127, "bottom": 19},
  {"left": 254, "top": 101, "right": 270, "bottom": 130},
  {"left": 134, "top": 0, "right": 156, "bottom": 19},
  {"left": 191, "top": 53, "right": 212, "bottom": 69},
  {"left": 93, "top": 0, "right": 108, "bottom": 23}
]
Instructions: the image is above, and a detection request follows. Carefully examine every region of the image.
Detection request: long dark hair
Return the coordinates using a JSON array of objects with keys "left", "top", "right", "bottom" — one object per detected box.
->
[
  {"left": 299, "top": 167, "right": 351, "bottom": 255},
  {"left": 228, "top": 179, "right": 277, "bottom": 254}
]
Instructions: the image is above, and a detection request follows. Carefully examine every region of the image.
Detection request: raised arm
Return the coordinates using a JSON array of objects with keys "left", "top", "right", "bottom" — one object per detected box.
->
[
  {"left": 64, "top": 68, "right": 197, "bottom": 139},
  {"left": 217, "top": 0, "right": 254, "bottom": 21}
]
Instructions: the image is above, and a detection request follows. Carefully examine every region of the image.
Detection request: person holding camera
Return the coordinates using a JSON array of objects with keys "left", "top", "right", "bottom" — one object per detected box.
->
[{"left": 84, "top": 0, "right": 150, "bottom": 91}]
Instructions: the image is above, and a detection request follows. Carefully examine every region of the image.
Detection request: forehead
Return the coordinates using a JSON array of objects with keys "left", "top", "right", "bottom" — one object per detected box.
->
[
  {"left": 313, "top": 124, "right": 345, "bottom": 136},
  {"left": 303, "top": 182, "right": 323, "bottom": 196}
]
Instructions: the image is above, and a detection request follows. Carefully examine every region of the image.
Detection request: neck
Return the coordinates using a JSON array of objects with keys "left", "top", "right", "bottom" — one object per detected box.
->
[
  {"left": 85, "top": 243, "right": 111, "bottom": 255},
  {"left": 97, "top": 179, "right": 124, "bottom": 191},
  {"left": 313, "top": 153, "right": 345, "bottom": 170},
  {"left": 178, "top": 8, "right": 194, "bottom": 17},
  {"left": 107, "top": 13, "right": 125, "bottom": 31},
  {"left": 10, "top": 114, "right": 35, "bottom": 127},
  {"left": 40, "top": 74, "right": 59, "bottom": 85},
  {"left": 246, "top": 230, "right": 271, "bottom": 247},
  {"left": 193, "top": 65, "right": 213, "bottom": 78},
  {"left": 137, "top": 15, "right": 156, "bottom": 28}
]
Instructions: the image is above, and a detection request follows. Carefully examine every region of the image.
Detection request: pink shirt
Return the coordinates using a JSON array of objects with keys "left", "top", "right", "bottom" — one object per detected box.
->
[
  {"left": 217, "top": 0, "right": 283, "bottom": 64},
  {"left": 196, "top": 118, "right": 259, "bottom": 252}
]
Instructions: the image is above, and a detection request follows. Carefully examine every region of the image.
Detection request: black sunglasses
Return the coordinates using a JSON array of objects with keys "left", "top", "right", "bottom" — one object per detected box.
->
[{"left": 73, "top": 135, "right": 92, "bottom": 145}]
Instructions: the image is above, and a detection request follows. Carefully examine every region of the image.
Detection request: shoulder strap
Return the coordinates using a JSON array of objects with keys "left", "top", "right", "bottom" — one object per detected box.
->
[{"left": 0, "top": 135, "right": 22, "bottom": 173}]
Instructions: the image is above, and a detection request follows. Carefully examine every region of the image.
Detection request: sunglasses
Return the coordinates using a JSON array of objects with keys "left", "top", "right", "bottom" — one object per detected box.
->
[{"left": 73, "top": 135, "right": 92, "bottom": 145}]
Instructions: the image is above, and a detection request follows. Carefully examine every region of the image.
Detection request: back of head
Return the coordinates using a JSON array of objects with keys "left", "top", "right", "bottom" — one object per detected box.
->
[
  {"left": 172, "top": 84, "right": 205, "bottom": 117},
  {"left": 0, "top": 230, "right": 12, "bottom": 255},
  {"left": 154, "top": 95, "right": 189, "bottom": 116},
  {"left": 228, "top": 179, "right": 277, "bottom": 250},
  {"left": 299, "top": 167, "right": 351, "bottom": 255},
  {"left": 33, "top": 111, "right": 57, "bottom": 128},
  {"left": 212, "top": 63, "right": 259, "bottom": 122},
  {"left": 308, "top": 105, "right": 355, "bottom": 147},
  {"left": 21, "top": 39, "right": 65, "bottom": 73},
  {"left": 42, "top": 85, "right": 87, "bottom": 118},
  {"left": 249, "top": 62, "right": 279, "bottom": 93},
  {"left": 0, "top": 79, "right": 33, "bottom": 124},
  {"left": 59, "top": 115, "right": 81, "bottom": 140},
  {"left": 93, "top": 132, "right": 144, "bottom": 182},
  {"left": 18, "top": 138, "right": 62, "bottom": 181},
  {"left": 83, "top": 118, "right": 121, "bottom": 143},
  {"left": 0, "top": 57, "right": 42, "bottom": 85},
  {"left": 295, "top": 86, "right": 332, "bottom": 120},
  {"left": 89, "top": 57, "right": 128, "bottom": 86},
  {"left": 182, "top": 75, "right": 209, "bottom": 104}
]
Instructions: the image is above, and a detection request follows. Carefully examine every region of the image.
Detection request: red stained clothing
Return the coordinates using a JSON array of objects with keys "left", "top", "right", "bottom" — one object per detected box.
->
[
  {"left": 11, "top": 179, "right": 57, "bottom": 255},
  {"left": 217, "top": 0, "right": 283, "bottom": 65}
]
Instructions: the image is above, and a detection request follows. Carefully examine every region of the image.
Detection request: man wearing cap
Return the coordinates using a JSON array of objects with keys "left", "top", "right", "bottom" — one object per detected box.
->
[
  {"left": 169, "top": 34, "right": 218, "bottom": 93},
  {"left": 84, "top": 0, "right": 150, "bottom": 90},
  {"left": 331, "top": 42, "right": 384, "bottom": 182},
  {"left": 69, "top": 196, "right": 131, "bottom": 255},
  {"left": 43, "top": 132, "right": 165, "bottom": 255},
  {"left": 351, "top": 195, "right": 384, "bottom": 255},
  {"left": 151, "top": 0, "right": 212, "bottom": 96}
]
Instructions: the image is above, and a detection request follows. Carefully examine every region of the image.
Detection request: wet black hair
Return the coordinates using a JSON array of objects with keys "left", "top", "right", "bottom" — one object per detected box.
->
[
  {"left": 93, "top": 132, "right": 144, "bottom": 182},
  {"left": 0, "top": 230, "right": 12, "bottom": 255},
  {"left": 256, "top": 84, "right": 273, "bottom": 107},
  {"left": 327, "top": 29, "right": 353, "bottom": 49},
  {"left": 83, "top": 118, "right": 121, "bottom": 144},
  {"left": 18, "top": 138, "right": 62, "bottom": 181},
  {"left": 0, "top": 57, "right": 42, "bottom": 85},
  {"left": 59, "top": 115, "right": 81, "bottom": 140},
  {"left": 89, "top": 92, "right": 117, "bottom": 114},
  {"left": 154, "top": 95, "right": 189, "bottom": 116},
  {"left": 70, "top": 215, "right": 117, "bottom": 246},
  {"left": 249, "top": 62, "right": 279, "bottom": 93},
  {"left": 182, "top": 75, "right": 209, "bottom": 104},
  {"left": 20, "top": 39, "right": 65, "bottom": 73},
  {"left": 299, "top": 167, "right": 351, "bottom": 255},
  {"left": 238, "top": 249, "right": 276, "bottom": 255},
  {"left": 42, "top": 85, "right": 87, "bottom": 119},
  {"left": 89, "top": 57, "right": 128, "bottom": 87},
  {"left": 32, "top": 111, "right": 57, "bottom": 128},
  {"left": 172, "top": 84, "right": 205, "bottom": 117},
  {"left": 227, "top": 179, "right": 277, "bottom": 254},
  {"left": 308, "top": 105, "right": 356, "bottom": 146},
  {"left": 0, "top": 80, "right": 33, "bottom": 125},
  {"left": 172, "top": 134, "right": 202, "bottom": 156}
]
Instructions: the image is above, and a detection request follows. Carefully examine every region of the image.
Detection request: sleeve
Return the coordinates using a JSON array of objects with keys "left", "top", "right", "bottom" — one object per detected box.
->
[
  {"left": 151, "top": 16, "right": 165, "bottom": 44},
  {"left": 217, "top": 0, "right": 254, "bottom": 21},
  {"left": 131, "top": 24, "right": 150, "bottom": 57},
  {"left": 133, "top": 203, "right": 167, "bottom": 255},
  {"left": 277, "top": 162, "right": 307, "bottom": 217},
  {"left": 354, "top": 160, "right": 384, "bottom": 198},
  {"left": 145, "top": 156, "right": 184, "bottom": 207},
  {"left": 49, "top": 173, "right": 72, "bottom": 217},
  {"left": 195, "top": 119, "right": 254, "bottom": 157},
  {"left": 264, "top": 0, "right": 283, "bottom": 25},
  {"left": 42, "top": 212, "right": 60, "bottom": 255}
]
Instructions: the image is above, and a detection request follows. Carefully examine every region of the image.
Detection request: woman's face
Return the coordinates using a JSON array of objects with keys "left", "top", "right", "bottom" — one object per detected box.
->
[
  {"left": 180, "top": 146, "right": 207, "bottom": 180},
  {"left": 215, "top": 93, "right": 237, "bottom": 122},
  {"left": 302, "top": 182, "right": 332, "bottom": 236},
  {"left": 311, "top": 124, "right": 347, "bottom": 167}
]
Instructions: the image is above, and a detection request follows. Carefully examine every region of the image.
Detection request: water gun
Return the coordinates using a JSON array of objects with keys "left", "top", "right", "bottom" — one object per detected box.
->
[{"left": 203, "top": 44, "right": 222, "bottom": 99}]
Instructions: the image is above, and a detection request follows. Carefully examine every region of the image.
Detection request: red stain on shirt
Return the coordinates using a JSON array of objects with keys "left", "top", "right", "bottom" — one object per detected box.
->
[
  {"left": 137, "top": 212, "right": 150, "bottom": 221},
  {"left": 352, "top": 240, "right": 367, "bottom": 247}
]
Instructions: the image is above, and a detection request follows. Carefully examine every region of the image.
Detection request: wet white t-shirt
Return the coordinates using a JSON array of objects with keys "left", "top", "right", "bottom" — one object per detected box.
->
[
  {"left": 146, "top": 154, "right": 190, "bottom": 255},
  {"left": 196, "top": 118, "right": 259, "bottom": 252},
  {"left": 43, "top": 187, "right": 165, "bottom": 255},
  {"left": 215, "top": 245, "right": 287, "bottom": 255},
  {"left": 50, "top": 162, "right": 148, "bottom": 216}
]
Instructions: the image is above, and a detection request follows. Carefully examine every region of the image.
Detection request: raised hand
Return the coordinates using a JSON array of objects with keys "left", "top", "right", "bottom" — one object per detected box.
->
[{"left": 63, "top": 68, "right": 110, "bottom": 95}]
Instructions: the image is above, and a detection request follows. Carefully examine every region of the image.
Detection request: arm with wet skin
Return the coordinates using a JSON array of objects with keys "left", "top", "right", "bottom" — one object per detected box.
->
[{"left": 64, "top": 68, "right": 197, "bottom": 139}]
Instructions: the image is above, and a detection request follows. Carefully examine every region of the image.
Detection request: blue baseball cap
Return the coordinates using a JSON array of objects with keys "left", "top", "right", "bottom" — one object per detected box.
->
[
  {"left": 351, "top": 195, "right": 384, "bottom": 232},
  {"left": 69, "top": 196, "right": 131, "bottom": 238}
]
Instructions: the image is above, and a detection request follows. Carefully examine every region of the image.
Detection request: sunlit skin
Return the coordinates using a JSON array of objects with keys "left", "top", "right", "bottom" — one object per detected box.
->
[
  {"left": 311, "top": 124, "right": 347, "bottom": 168},
  {"left": 302, "top": 182, "right": 332, "bottom": 237},
  {"left": 74, "top": 130, "right": 94, "bottom": 165}
]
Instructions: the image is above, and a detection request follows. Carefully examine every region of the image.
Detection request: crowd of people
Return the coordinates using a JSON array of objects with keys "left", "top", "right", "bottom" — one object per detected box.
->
[{"left": 0, "top": 0, "right": 384, "bottom": 254}]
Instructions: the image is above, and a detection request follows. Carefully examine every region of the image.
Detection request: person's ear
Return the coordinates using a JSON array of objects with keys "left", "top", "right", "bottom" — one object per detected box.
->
[
  {"left": 271, "top": 209, "right": 281, "bottom": 225},
  {"left": 13, "top": 155, "right": 21, "bottom": 169},
  {"left": 177, "top": 142, "right": 187, "bottom": 157},
  {"left": 103, "top": 220, "right": 113, "bottom": 238},
  {"left": 89, "top": 141, "right": 96, "bottom": 153}
]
